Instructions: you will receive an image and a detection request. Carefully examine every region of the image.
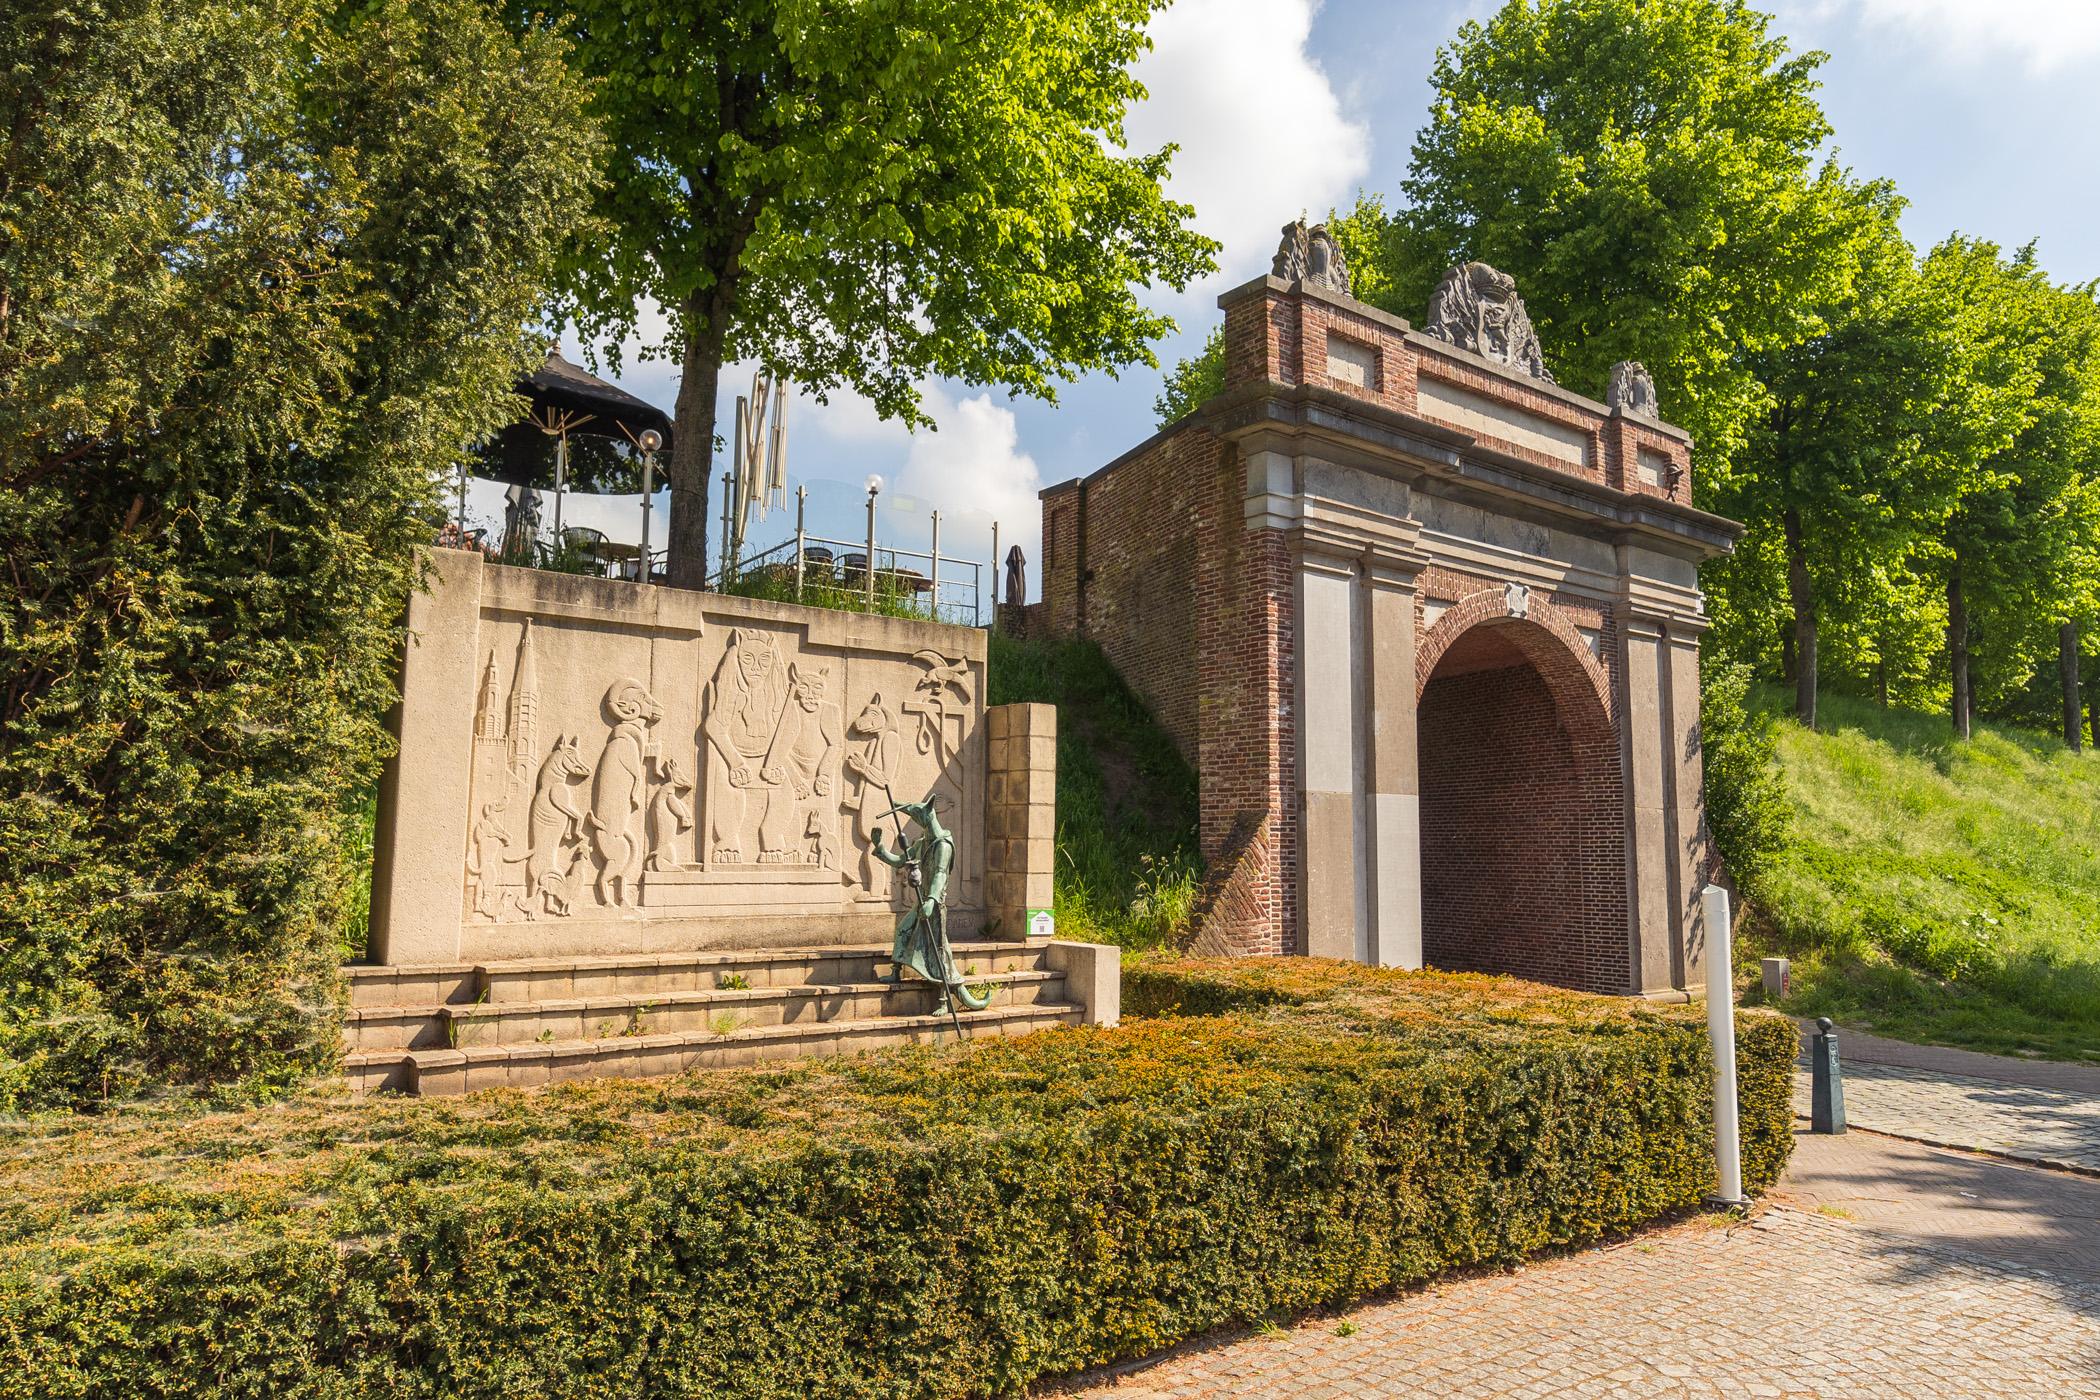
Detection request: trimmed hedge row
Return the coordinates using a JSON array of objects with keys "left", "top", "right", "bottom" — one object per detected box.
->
[{"left": 0, "top": 964, "right": 1795, "bottom": 1399}]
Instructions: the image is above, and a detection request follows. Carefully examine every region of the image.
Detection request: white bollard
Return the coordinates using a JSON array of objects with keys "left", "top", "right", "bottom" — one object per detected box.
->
[{"left": 1704, "top": 882, "right": 1747, "bottom": 1206}]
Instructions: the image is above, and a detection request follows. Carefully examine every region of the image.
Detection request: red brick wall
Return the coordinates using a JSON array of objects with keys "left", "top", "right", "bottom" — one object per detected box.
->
[
  {"left": 1033, "top": 414, "right": 1300, "bottom": 956},
  {"left": 1417, "top": 643, "right": 1629, "bottom": 994},
  {"left": 1045, "top": 429, "right": 1225, "bottom": 762},
  {"left": 1193, "top": 513, "right": 1298, "bottom": 954}
]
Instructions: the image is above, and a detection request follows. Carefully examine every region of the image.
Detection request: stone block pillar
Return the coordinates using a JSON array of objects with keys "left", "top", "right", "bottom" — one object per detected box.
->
[
  {"left": 987, "top": 702, "right": 1057, "bottom": 940},
  {"left": 370, "top": 547, "right": 485, "bottom": 967}
]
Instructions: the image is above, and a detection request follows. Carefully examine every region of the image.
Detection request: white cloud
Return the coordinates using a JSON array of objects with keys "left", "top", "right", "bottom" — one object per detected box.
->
[
  {"left": 1127, "top": 0, "right": 1372, "bottom": 294},
  {"left": 895, "top": 386, "right": 1043, "bottom": 565},
  {"left": 1789, "top": 0, "right": 2100, "bottom": 73}
]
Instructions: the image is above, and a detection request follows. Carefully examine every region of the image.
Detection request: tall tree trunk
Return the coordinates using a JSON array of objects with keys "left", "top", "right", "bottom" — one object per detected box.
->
[
  {"left": 1948, "top": 560, "right": 1971, "bottom": 740},
  {"left": 1784, "top": 507, "right": 1817, "bottom": 727},
  {"left": 663, "top": 296, "right": 730, "bottom": 590},
  {"left": 2063, "top": 623, "right": 2083, "bottom": 752}
]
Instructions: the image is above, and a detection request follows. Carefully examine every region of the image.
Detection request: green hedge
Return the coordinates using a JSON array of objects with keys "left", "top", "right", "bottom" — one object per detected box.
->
[{"left": 0, "top": 966, "right": 1795, "bottom": 1398}]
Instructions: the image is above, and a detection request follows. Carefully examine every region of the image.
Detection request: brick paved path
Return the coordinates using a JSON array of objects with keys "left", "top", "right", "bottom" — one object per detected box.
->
[{"left": 1057, "top": 1132, "right": 2100, "bottom": 1398}]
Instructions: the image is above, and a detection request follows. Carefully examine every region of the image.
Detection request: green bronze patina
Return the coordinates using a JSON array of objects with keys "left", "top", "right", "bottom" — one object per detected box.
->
[{"left": 872, "top": 795, "right": 991, "bottom": 1019}]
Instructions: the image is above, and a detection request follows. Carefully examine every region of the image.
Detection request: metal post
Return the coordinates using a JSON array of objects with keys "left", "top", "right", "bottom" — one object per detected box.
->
[
  {"left": 930, "top": 510, "right": 942, "bottom": 621},
  {"left": 720, "top": 471, "right": 734, "bottom": 588},
  {"left": 552, "top": 431, "right": 568, "bottom": 540},
  {"left": 456, "top": 461, "right": 469, "bottom": 538},
  {"left": 1703, "top": 883, "right": 1747, "bottom": 1206},
  {"left": 794, "top": 484, "right": 808, "bottom": 601},
  {"left": 1811, "top": 1017, "right": 1848, "bottom": 1134},
  {"left": 865, "top": 483, "right": 879, "bottom": 607},
  {"left": 990, "top": 521, "right": 1001, "bottom": 628}
]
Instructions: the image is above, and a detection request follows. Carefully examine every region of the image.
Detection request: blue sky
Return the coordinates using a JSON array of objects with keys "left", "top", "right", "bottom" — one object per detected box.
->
[{"left": 564, "top": 0, "right": 2100, "bottom": 598}]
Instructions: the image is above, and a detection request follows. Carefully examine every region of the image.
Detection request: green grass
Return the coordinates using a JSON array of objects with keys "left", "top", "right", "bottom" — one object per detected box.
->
[
  {"left": 1742, "top": 687, "right": 2100, "bottom": 1062},
  {"left": 988, "top": 632, "right": 1200, "bottom": 950}
]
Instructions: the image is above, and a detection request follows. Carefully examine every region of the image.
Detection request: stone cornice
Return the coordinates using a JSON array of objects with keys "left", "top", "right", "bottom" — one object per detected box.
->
[{"left": 1206, "top": 382, "right": 1741, "bottom": 561}]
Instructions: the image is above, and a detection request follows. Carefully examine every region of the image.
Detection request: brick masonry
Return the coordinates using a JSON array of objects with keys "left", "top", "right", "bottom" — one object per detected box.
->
[{"left": 1037, "top": 271, "right": 1735, "bottom": 985}]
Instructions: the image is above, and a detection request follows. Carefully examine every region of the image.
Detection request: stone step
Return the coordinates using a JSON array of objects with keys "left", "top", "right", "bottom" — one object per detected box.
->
[
  {"left": 344, "top": 1002, "right": 1083, "bottom": 1096},
  {"left": 343, "top": 940, "right": 1046, "bottom": 1009},
  {"left": 343, "top": 969, "right": 1069, "bottom": 1052}
]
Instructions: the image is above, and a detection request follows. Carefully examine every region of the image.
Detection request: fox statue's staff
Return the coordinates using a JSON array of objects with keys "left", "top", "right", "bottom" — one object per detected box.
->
[{"left": 871, "top": 787, "right": 991, "bottom": 1027}]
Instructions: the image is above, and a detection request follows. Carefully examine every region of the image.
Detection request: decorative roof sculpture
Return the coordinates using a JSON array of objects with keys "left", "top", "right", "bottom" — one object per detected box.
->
[
  {"left": 1607, "top": 360, "right": 1660, "bottom": 419},
  {"left": 1272, "top": 218, "right": 1353, "bottom": 297},
  {"left": 1422, "top": 262, "right": 1555, "bottom": 383}
]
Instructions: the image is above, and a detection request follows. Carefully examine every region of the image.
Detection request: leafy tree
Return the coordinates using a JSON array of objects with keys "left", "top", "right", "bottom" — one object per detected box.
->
[
  {"left": 1722, "top": 191, "right": 1982, "bottom": 727},
  {"left": 1933, "top": 252, "right": 2100, "bottom": 736},
  {"left": 1699, "top": 659, "right": 1790, "bottom": 898},
  {"left": 1371, "top": 0, "right": 1858, "bottom": 472},
  {"left": 525, "top": 0, "right": 1218, "bottom": 587},
  {"left": 0, "top": 0, "right": 598, "bottom": 1107},
  {"left": 1153, "top": 325, "right": 1224, "bottom": 426}
]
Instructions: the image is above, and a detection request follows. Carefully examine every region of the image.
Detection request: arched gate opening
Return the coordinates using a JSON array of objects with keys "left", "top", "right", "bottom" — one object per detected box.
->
[{"left": 1415, "top": 609, "right": 1628, "bottom": 993}]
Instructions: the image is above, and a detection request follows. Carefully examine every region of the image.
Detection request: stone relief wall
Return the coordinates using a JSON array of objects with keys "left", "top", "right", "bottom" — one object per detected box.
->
[{"left": 374, "top": 553, "right": 989, "bottom": 964}]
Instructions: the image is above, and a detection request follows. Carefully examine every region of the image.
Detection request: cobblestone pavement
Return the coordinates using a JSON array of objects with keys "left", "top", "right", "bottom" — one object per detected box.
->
[
  {"left": 1792, "top": 1058, "right": 2100, "bottom": 1173},
  {"left": 1058, "top": 1132, "right": 2100, "bottom": 1398},
  {"left": 1797, "top": 1022, "right": 2100, "bottom": 1096}
]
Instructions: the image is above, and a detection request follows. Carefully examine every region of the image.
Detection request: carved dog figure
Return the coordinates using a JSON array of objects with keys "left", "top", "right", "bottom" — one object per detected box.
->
[{"left": 527, "top": 736, "right": 590, "bottom": 914}]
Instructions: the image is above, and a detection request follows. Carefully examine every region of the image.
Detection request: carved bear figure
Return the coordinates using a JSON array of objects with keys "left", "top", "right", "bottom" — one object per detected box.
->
[{"left": 702, "top": 628, "right": 787, "bottom": 863}]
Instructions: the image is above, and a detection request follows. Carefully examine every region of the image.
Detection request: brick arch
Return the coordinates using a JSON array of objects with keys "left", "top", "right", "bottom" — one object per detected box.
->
[
  {"left": 1414, "top": 587, "right": 1630, "bottom": 995},
  {"left": 1415, "top": 587, "right": 1612, "bottom": 722}
]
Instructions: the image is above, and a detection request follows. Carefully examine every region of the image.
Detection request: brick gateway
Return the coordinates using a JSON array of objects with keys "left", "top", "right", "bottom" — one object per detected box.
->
[{"left": 1035, "top": 228, "right": 1741, "bottom": 996}]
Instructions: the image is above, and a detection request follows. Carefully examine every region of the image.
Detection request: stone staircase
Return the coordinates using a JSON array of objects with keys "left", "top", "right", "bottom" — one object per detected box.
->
[{"left": 342, "top": 940, "right": 1095, "bottom": 1096}]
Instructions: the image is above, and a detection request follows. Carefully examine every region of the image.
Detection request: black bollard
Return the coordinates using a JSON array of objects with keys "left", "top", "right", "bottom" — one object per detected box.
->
[{"left": 1811, "top": 1016, "right": 1846, "bottom": 1134}]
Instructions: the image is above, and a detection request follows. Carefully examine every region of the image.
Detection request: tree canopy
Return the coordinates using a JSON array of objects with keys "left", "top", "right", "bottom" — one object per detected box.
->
[
  {"left": 525, "top": 0, "right": 1218, "bottom": 586},
  {"left": 0, "top": 0, "right": 599, "bottom": 1108}
]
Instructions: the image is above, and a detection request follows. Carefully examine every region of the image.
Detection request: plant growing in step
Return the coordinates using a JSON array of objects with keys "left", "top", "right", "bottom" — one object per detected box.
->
[
  {"left": 709, "top": 1012, "right": 743, "bottom": 1037},
  {"left": 622, "top": 1003, "right": 655, "bottom": 1037},
  {"left": 716, "top": 972, "right": 752, "bottom": 991}
]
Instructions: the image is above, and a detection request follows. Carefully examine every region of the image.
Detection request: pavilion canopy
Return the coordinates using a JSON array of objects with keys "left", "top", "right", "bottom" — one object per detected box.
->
[{"left": 520, "top": 349, "right": 673, "bottom": 447}]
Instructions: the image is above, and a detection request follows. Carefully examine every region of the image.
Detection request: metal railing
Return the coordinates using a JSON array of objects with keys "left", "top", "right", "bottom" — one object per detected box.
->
[{"left": 710, "top": 486, "right": 989, "bottom": 626}]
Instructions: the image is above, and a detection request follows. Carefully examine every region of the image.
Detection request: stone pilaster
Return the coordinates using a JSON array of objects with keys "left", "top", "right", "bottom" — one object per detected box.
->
[{"left": 1364, "top": 558, "right": 1423, "bottom": 968}]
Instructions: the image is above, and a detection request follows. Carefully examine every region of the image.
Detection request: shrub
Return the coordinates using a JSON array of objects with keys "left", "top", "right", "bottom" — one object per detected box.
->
[
  {"left": 0, "top": 964, "right": 1793, "bottom": 1398},
  {"left": 1700, "top": 659, "right": 1793, "bottom": 896},
  {"left": 0, "top": 0, "right": 599, "bottom": 1108}
]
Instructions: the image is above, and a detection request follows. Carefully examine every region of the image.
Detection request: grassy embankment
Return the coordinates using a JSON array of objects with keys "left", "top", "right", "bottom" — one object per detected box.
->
[
  {"left": 987, "top": 632, "right": 1200, "bottom": 950},
  {"left": 1744, "top": 688, "right": 2100, "bottom": 1061}
]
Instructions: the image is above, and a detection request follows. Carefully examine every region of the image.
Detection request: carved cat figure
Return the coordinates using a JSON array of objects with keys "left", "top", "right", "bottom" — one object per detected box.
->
[{"left": 759, "top": 662, "right": 842, "bottom": 865}]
